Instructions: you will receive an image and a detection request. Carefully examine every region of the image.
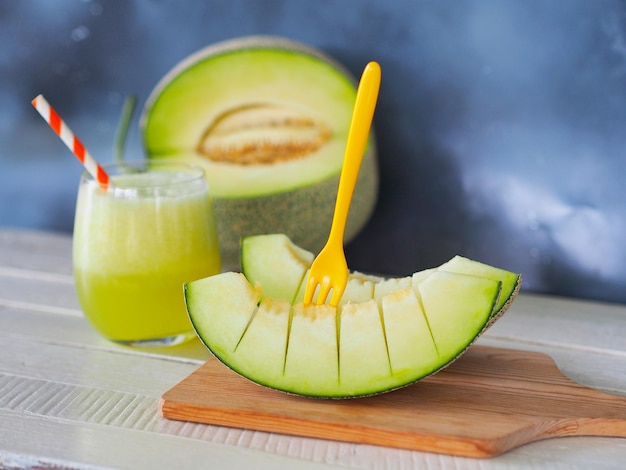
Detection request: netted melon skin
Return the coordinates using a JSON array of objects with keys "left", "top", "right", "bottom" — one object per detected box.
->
[{"left": 215, "top": 149, "right": 378, "bottom": 270}]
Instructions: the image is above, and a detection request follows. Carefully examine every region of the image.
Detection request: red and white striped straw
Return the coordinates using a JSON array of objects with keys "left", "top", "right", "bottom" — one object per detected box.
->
[{"left": 31, "top": 94, "right": 110, "bottom": 190}]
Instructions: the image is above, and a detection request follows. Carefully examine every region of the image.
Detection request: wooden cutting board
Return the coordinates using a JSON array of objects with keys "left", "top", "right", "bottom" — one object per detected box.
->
[{"left": 160, "top": 346, "right": 626, "bottom": 458}]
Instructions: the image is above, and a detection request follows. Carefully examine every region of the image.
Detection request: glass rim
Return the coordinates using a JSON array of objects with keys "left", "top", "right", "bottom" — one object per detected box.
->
[
  {"left": 80, "top": 159, "right": 206, "bottom": 187},
  {"left": 79, "top": 160, "right": 210, "bottom": 199}
]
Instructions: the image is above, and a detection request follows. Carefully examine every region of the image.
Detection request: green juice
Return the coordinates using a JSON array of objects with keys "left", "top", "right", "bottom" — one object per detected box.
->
[{"left": 73, "top": 166, "right": 221, "bottom": 345}]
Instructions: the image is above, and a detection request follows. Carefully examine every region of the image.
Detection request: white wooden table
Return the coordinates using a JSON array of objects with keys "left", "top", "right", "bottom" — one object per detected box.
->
[{"left": 2, "top": 228, "right": 626, "bottom": 469}]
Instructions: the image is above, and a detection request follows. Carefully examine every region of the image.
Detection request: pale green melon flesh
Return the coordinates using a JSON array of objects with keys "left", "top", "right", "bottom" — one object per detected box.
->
[
  {"left": 241, "top": 234, "right": 313, "bottom": 303},
  {"left": 379, "top": 288, "right": 439, "bottom": 383},
  {"left": 373, "top": 276, "right": 413, "bottom": 301},
  {"left": 184, "top": 270, "right": 501, "bottom": 397},
  {"left": 283, "top": 303, "right": 339, "bottom": 394},
  {"left": 186, "top": 272, "right": 262, "bottom": 362},
  {"left": 439, "top": 255, "right": 520, "bottom": 316},
  {"left": 231, "top": 296, "right": 291, "bottom": 388},
  {"left": 338, "top": 300, "right": 390, "bottom": 393},
  {"left": 142, "top": 48, "right": 358, "bottom": 197}
]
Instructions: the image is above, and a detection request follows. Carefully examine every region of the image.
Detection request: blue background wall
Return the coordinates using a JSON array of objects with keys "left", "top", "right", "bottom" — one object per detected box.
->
[{"left": 2, "top": 0, "right": 626, "bottom": 304}]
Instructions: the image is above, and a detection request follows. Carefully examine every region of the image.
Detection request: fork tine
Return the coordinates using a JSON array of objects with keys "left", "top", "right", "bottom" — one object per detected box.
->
[
  {"left": 304, "top": 277, "right": 346, "bottom": 306},
  {"left": 315, "top": 279, "right": 333, "bottom": 306},
  {"left": 304, "top": 275, "right": 330, "bottom": 306},
  {"left": 303, "top": 275, "right": 319, "bottom": 305},
  {"left": 329, "top": 284, "right": 345, "bottom": 308}
]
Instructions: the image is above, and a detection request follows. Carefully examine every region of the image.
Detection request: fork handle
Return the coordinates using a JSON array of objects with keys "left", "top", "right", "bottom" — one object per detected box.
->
[{"left": 327, "top": 61, "right": 381, "bottom": 247}]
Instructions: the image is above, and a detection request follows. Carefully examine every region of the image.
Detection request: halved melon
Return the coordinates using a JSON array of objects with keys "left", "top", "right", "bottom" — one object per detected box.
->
[
  {"left": 141, "top": 36, "right": 378, "bottom": 269},
  {"left": 184, "top": 234, "right": 521, "bottom": 398}
]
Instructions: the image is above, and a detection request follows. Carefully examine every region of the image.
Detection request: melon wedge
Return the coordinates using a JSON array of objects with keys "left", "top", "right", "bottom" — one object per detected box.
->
[
  {"left": 186, "top": 235, "right": 521, "bottom": 397},
  {"left": 185, "top": 269, "right": 503, "bottom": 398}
]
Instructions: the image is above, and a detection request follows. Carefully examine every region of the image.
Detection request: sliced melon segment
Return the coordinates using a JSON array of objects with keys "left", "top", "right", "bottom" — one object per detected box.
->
[
  {"left": 416, "top": 271, "right": 500, "bottom": 359},
  {"left": 283, "top": 303, "right": 339, "bottom": 396},
  {"left": 380, "top": 287, "right": 439, "bottom": 381},
  {"left": 338, "top": 300, "right": 391, "bottom": 395},
  {"left": 184, "top": 272, "right": 260, "bottom": 360},
  {"left": 241, "top": 233, "right": 312, "bottom": 302},
  {"left": 438, "top": 255, "right": 521, "bottom": 319},
  {"left": 233, "top": 296, "right": 291, "bottom": 388}
]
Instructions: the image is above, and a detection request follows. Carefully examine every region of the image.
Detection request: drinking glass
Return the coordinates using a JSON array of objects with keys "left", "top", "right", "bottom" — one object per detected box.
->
[{"left": 73, "top": 160, "right": 221, "bottom": 346}]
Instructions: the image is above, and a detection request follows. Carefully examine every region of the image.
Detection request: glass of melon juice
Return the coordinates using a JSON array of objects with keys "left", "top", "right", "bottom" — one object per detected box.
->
[{"left": 73, "top": 160, "right": 221, "bottom": 347}]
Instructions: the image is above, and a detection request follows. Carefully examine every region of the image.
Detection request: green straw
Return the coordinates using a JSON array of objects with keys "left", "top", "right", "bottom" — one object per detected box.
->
[{"left": 114, "top": 94, "right": 137, "bottom": 164}]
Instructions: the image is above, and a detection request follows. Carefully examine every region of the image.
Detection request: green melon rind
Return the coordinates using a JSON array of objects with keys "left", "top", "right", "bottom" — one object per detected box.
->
[{"left": 184, "top": 270, "right": 501, "bottom": 398}]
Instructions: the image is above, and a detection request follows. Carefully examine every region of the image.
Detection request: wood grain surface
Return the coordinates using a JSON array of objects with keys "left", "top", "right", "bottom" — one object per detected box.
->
[{"left": 160, "top": 345, "right": 626, "bottom": 458}]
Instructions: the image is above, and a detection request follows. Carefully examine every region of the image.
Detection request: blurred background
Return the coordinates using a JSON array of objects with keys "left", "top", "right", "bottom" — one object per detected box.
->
[{"left": 2, "top": 0, "right": 625, "bottom": 304}]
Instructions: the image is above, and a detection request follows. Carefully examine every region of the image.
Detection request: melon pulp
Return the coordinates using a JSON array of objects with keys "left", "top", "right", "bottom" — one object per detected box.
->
[
  {"left": 140, "top": 36, "right": 378, "bottom": 269},
  {"left": 184, "top": 234, "right": 521, "bottom": 398}
]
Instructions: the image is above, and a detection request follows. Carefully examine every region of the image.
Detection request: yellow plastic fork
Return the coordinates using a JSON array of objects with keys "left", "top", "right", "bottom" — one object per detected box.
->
[{"left": 303, "top": 61, "right": 381, "bottom": 307}]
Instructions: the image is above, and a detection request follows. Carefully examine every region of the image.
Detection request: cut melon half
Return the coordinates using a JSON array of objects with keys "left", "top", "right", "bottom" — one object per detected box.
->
[
  {"left": 141, "top": 36, "right": 378, "bottom": 269},
  {"left": 184, "top": 234, "right": 521, "bottom": 398}
]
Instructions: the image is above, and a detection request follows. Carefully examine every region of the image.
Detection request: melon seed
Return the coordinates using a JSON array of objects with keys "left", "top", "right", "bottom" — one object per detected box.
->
[{"left": 197, "top": 103, "right": 332, "bottom": 165}]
